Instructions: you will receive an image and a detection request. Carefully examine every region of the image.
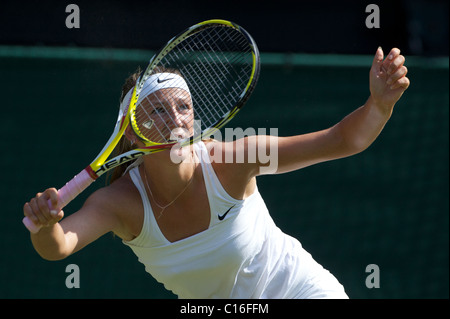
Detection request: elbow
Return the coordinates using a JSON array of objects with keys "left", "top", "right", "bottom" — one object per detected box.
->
[
  {"left": 32, "top": 243, "right": 71, "bottom": 261},
  {"left": 35, "top": 249, "right": 69, "bottom": 261},
  {"left": 40, "top": 253, "right": 68, "bottom": 261},
  {"left": 346, "top": 139, "right": 371, "bottom": 156},
  {"left": 334, "top": 125, "right": 374, "bottom": 158},
  {"left": 347, "top": 135, "right": 376, "bottom": 156},
  {"left": 339, "top": 140, "right": 372, "bottom": 160}
]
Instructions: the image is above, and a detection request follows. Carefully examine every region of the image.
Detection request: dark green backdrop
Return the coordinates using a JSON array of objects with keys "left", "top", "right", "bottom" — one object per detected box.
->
[{"left": 0, "top": 47, "right": 448, "bottom": 298}]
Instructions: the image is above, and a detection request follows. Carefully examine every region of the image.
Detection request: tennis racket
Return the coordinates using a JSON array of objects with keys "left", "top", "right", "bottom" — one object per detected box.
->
[{"left": 23, "top": 19, "right": 260, "bottom": 233}]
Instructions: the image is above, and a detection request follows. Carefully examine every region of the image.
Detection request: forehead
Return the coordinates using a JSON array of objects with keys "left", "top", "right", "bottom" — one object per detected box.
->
[{"left": 142, "top": 88, "right": 191, "bottom": 104}]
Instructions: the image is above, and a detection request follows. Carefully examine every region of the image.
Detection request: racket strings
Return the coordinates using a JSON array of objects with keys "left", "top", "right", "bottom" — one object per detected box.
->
[
  {"left": 134, "top": 25, "right": 254, "bottom": 144},
  {"left": 183, "top": 28, "right": 251, "bottom": 124},
  {"left": 136, "top": 85, "right": 194, "bottom": 144}
]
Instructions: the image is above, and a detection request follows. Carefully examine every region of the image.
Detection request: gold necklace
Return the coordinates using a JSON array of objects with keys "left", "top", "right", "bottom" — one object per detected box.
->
[{"left": 142, "top": 165, "right": 195, "bottom": 219}]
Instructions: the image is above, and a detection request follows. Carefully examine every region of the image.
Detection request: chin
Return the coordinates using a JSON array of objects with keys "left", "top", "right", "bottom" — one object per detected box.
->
[{"left": 168, "top": 143, "right": 193, "bottom": 165}]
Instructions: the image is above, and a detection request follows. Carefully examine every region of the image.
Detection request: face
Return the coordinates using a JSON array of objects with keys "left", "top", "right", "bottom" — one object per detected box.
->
[{"left": 134, "top": 88, "right": 194, "bottom": 144}]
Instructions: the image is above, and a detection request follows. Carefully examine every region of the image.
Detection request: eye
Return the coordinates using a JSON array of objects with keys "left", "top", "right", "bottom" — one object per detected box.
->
[
  {"left": 151, "top": 107, "right": 166, "bottom": 115},
  {"left": 179, "top": 104, "right": 190, "bottom": 111}
]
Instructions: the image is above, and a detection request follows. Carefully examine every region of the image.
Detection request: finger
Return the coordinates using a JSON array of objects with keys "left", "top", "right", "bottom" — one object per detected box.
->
[
  {"left": 23, "top": 202, "right": 39, "bottom": 225},
  {"left": 382, "top": 48, "right": 401, "bottom": 71},
  {"left": 387, "top": 66, "right": 408, "bottom": 85},
  {"left": 54, "top": 209, "right": 65, "bottom": 221},
  {"left": 39, "top": 190, "right": 63, "bottom": 221},
  {"left": 29, "top": 197, "right": 50, "bottom": 225},
  {"left": 372, "top": 47, "right": 384, "bottom": 66},
  {"left": 370, "top": 47, "right": 384, "bottom": 76},
  {"left": 36, "top": 191, "right": 53, "bottom": 222},
  {"left": 390, "top": 76, "right": 410, "bottom": 90},
  {"left": 387, "top": 48, "right": 401, "bottom": 61},
  {"left": 45, "top": 188, "right": 59, "bottom": 213},
  {"left": 387, "top": 55, "right": 406, "bottom": 75},
  {"left": 37, "top": 192, "right": 51, "bottom": 215}
]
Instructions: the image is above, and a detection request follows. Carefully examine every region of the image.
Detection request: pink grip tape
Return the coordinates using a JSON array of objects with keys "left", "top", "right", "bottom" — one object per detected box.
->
[{"left": 23, "top": 169, "right": 95, "bottom": 234}]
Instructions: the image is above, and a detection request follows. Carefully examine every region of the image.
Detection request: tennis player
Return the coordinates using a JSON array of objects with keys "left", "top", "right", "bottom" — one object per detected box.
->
[{"left": 24, "top": 47, "right": 409, "bottom": 298}]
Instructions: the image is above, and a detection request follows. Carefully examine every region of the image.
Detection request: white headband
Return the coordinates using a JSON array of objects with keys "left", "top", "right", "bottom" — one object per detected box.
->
[{"left": 119, "top": 72, "right": 191, "bottom": 113}]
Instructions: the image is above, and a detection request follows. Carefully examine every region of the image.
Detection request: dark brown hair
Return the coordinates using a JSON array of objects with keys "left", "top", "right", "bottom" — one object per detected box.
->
[{"left": 107, "top": 67, "right": 141, "bottom": 184}]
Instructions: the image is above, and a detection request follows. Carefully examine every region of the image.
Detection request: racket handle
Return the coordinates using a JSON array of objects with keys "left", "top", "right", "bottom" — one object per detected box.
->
[{"left": 23, "top": 168, "right": 95, "bottom": 234}]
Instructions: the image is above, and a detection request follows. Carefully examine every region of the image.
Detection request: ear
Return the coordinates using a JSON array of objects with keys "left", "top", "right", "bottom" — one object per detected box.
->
[{"left": 124, "top": 126, "right": 137, "bottom": 144}]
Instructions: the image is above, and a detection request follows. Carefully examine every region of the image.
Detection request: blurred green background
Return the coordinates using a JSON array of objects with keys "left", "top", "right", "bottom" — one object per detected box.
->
[{"left": 0, "top": 46, "right": 448, "bottom": 299}]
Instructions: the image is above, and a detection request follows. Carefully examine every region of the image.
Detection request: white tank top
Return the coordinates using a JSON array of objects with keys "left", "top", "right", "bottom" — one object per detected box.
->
[{"left": 123, "top": 141, "right": 347, "bottom": 299}]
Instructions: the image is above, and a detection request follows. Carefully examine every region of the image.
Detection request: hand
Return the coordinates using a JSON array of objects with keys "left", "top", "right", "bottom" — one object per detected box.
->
[
  {"left": 369, "top": 47, "right": 410, "bottom": 112},
  {"left": 23, "top": 188, "right": 64, "bottom": 231}
]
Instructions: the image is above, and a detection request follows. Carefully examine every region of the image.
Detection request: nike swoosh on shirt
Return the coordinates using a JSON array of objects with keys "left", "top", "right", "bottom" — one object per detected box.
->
[{"left": 218, "top": 205, "right": 235, "bottom": 221}]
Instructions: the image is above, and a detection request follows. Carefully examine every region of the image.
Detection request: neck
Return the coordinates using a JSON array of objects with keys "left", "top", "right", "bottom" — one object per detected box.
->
[{"left": 141, "top": 148, "right": 197, "bottom": 203}]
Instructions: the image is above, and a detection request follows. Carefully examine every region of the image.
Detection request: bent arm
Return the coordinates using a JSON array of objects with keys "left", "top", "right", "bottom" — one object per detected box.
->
[{"left": 28, "top": 186, "right": 123, "bottom": 261}]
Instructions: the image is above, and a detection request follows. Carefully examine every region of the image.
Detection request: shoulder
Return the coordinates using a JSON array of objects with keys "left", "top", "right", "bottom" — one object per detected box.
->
[
  {"left": 201, "top": 139, "right": 256, "bottom": 200},
  {"left": 83, "top": 173, "right": 143, "bottom": 240},
  {"left": 202, "top": 137, "right": 255, "bottom": 174},
  {"left": 88, "top": 174, "right": 139, "bottom": 209}
]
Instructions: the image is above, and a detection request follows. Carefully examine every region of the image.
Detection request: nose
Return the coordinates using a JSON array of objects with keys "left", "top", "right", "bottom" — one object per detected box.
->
[{"left": 166, "top": 105, "right": 184, "bottom": 128}]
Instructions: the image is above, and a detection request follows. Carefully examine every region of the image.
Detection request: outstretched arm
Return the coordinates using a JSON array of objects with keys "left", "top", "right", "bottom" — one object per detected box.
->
[
  {"left": 206, "top": 48, "right": 409, "bottom": 199},
  {"left": 222, "top": 47, "right": 410, "bottom": 180},
  {"left": 269, "top": 47, "right": 410, "bottom": 175}
]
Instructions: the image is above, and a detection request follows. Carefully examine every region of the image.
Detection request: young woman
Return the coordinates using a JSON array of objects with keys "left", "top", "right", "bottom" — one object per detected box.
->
[{"left": 23, "top": 47, "right": 409, "bottom": 298}]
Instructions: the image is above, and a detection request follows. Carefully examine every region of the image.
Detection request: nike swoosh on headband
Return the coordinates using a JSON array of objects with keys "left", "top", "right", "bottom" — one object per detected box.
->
[{"left": 157, "top": 77, "right": 174, "bottom": 83}]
